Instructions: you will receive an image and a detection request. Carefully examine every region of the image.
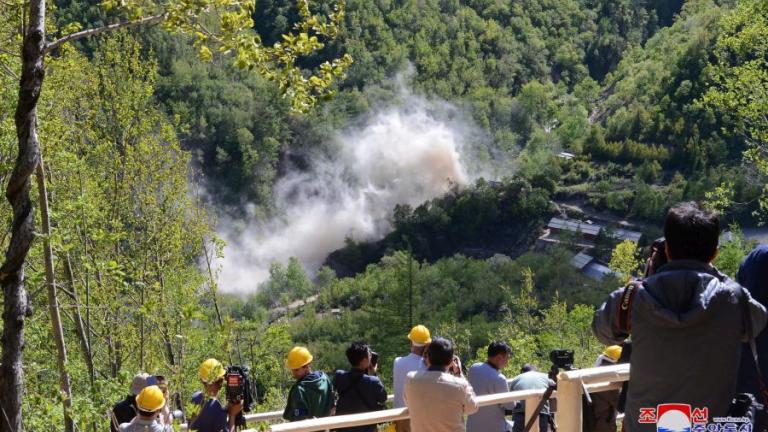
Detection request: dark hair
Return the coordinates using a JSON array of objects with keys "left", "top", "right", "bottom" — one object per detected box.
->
[
  {"left": 520, "top": 364, "right": 537, "bottom": 373},
  {"left": 664, "top": 202, "right": 719, "bottom": 262},
  {"left": 138, "top": 409, "right": 157, "bottom": 417},
  {"left": 487, "top": 341, "right": 512, "bottom": 358},
  {"left": 426, "top": 337, "right": 454, "bottom": 368},
  {"left": 345, "top": 341, "right": 370, "bottom": 367}
]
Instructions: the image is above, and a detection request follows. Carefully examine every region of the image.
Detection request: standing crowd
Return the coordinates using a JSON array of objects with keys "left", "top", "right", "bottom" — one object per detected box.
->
[{"left": 111, "top": 202, "right": 768, "bottom": 432}]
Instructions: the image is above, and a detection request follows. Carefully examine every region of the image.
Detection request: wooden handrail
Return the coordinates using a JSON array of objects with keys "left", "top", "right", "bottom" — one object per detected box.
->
[
  {"left": 181, "top": 365, "right": 631, "bottom": 432},
  {"left": 266, "top": 388, "right": 549, "bottom": 432}
]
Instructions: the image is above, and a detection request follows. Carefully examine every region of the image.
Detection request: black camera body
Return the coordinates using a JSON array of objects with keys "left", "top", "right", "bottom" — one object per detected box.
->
[
  {"left": 225, "top": 365, "right": 257, "bottom": 428},
  {"left": 549, "top": 349, "right": 576, "bottom": 371},
  {"left": 728, "top": 393, "right": 768, "bottom": 432}
]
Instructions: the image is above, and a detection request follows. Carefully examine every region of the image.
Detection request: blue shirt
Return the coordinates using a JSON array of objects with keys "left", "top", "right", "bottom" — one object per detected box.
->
[
  {"left": 466, "top": 362, "right": 515, "bottom": 432},
  {"left": 737, "top": 245, "right": 768, "bottom": 395},
  {"left": 189, "top": 391, "right": 228, "bottom": 432}
]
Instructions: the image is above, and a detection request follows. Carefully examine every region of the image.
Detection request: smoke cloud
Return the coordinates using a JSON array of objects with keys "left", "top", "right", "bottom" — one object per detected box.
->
[{"left": 215, "top": 88, "right": 489, "bottom": 293}]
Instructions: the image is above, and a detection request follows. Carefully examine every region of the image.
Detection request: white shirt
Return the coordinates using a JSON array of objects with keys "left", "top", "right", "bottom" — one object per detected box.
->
[{"left": 392, "top": 353, "right": 426, "bottom": 408}]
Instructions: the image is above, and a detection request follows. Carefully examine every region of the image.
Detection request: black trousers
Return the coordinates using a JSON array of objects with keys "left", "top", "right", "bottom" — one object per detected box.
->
[{"left": 512, "top": 412, "right": 551, "bottom": 432}]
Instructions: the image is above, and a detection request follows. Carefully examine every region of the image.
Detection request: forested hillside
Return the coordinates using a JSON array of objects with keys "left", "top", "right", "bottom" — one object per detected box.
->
[{"left": 0, "top": 0, "right": 767, "bottom": 429}]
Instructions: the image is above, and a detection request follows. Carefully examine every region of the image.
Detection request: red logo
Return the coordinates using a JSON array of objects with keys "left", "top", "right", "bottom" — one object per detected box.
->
[{"left": 639, "top": 408, "right": 657, "bottom": 424}]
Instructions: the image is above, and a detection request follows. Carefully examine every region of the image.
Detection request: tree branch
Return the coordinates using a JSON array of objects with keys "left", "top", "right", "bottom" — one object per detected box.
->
[{"left": 45, "top": 14, "right": 166, "bottom": 54}]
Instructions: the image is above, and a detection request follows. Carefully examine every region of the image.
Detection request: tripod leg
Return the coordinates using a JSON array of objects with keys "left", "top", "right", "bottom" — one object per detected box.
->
[{"left": 524, "top": 386, "right": 556, "bottom": 432}]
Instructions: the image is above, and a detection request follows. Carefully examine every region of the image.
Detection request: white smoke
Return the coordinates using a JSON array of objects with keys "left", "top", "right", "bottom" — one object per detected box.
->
[{"left": 215, "top": 89, "right": 489, "bottom": 293}]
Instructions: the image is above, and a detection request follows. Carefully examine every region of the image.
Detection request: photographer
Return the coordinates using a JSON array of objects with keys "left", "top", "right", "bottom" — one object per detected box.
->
[
  {"left": 592, "top": 202, "right": 768, "bottom": 431},
  {"left": 404, "top": 337, "right": 479, "bottom": 432},
  {"left": 333, "top": 342, "right": 387, "bottom": 432},
  {"left": 736, "top": 245, "right": 768, "bottom": 396},
  {"left": 508, "top": 365, "right": 555, "bottom": 432},
  {"left": 188, "top": 358, "right": 243, "bottom": 432}
]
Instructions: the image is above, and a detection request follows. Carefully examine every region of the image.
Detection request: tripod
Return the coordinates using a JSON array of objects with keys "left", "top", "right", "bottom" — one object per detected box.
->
[{"left": 522, "top": 364, "right": 592, "bottom": 432}]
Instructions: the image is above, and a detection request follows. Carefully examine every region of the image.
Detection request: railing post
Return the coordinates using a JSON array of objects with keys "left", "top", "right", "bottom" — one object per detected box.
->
[
  {"left": 555, "top": 378, "right": 582, "bottom": 432},
  {"left": 524, "top": 396, "right": 540, "bottom": 432}
]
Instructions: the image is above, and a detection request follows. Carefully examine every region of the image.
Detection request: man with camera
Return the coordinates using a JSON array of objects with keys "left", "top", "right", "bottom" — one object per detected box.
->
[
  {"left": 283, "top": 346, "right": 335, "bottom": 422},
  {"left": 404, "top": 337, "right": 479, "bottom": 432},
  {"left": 592, "top": 202, "right": 768, "bottom": 431},
  {"left": 333, "top": 342, "right": 388, "bottom": 432},
  {"left": 188, "top": 358, "right": 243, "bottom": 432},
  {"left": 466, "top": 341, "right": 516, "bottom": 432},
  {"left": 508, "top": 364, "right": 555, "bottom": 432}
]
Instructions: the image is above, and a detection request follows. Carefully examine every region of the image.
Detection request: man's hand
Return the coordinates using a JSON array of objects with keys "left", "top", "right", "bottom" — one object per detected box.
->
[{"left": 227, "top": 400, "right": 244, "bottom": 430}]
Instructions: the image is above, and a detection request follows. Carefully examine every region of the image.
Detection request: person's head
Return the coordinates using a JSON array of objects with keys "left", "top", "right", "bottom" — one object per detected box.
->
[
  {"left": 425, "top": 337, "right": 454, "bottom": 370},
  {"left": 129, "top": 372, "right": 150, "bottom": 396},
  {"left": 199, "top": 359, "right": 225, "bottom": 396},
  {"left": 520, "top": 364, "right": 536, "bottom": 374},
  {"left": 286, "top": 346, "right": 314, "bottom": 380},
  {"left": 486, "top": 341, "right": 512, "bottom": 370},
  {"left": 154, "top": 375, "right": 169, "bottom": 401},
  {"left": 136, "top": 385, "right": 165, "bottom": 419},
  {"left": 346, "top": 341, "right": 371, "bottom": 370},
  {"left": 737, "top": 245, "right": 768, "bottom": 306},
  {"left": 408, "top": 325, "right": 432, "bottom": 355},
  {"left": 663, "top": 202, "right": 720, "bottom": 263},
  {"left": 595, "top": 345, "right": 622, "bottom": 367}
]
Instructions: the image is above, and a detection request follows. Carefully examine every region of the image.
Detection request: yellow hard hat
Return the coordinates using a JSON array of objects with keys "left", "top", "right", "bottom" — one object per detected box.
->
[
  {"left": 603, "top": 345, "right": 622, "bottom": 363},
  {"left": 286, "top": 346, "right": 313, "bottom": 370},
  {"left": 136, "top": 385, "right": 165, "bottom": 412},
  {"left": 198, "top": 358, "right": 225, "bottom": 384},
  {"left": 407, "top": 325, "right": 432, "bottom": 346}
]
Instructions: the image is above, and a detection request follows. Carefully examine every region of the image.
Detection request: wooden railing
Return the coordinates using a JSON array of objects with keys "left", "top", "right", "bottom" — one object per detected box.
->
[{"left": 180, "top": 364, "right": 630, "bottom": 432}]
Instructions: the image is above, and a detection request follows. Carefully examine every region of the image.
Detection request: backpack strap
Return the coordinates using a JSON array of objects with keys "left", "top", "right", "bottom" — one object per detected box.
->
[{"left": 615, "top": 280, "right": 642, "bottom": 336}]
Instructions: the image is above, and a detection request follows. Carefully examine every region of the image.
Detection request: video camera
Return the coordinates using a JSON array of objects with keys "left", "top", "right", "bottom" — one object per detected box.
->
[
  {"left": 728, "top": 393, "right": 768, "bottom": 432},
  {"left": 549, "top": 349, "right": 575, "bottom": 372},
  {"left": 225, "top": 365, "right": 257, "bottom": 428}
]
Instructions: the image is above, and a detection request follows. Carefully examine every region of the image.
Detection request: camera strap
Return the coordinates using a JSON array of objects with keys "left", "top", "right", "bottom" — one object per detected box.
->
[
  {"left": 738, "top": 285, "right": 768, "bottom": 405},
  {"left": 615, "top": 280, "right": 642, "bottom": 336}
]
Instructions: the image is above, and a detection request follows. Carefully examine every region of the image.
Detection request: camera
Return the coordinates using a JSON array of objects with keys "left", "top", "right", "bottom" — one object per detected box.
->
[
  {"left": 644, "top": 237, "right": 668, "bottom": 277},
  {"left": 225, "top": 365, "right": 257, "bottom": 428},
  {"left": 728, "top": 393, "right": 768, "bottom": 432},
  {"left": 370, "top": 352, "right": 379, "bottom": 369},
  {"left": 549, "top": 349, "right": 575, "bottom": 371}
]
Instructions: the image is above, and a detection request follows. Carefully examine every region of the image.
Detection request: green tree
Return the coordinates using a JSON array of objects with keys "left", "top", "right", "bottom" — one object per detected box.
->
[
  {"left": 702, "top": 0, "right": 768, "bottom": 217},
  {"left": 609, "top": 240, "right": 641, "bottom": 283}
]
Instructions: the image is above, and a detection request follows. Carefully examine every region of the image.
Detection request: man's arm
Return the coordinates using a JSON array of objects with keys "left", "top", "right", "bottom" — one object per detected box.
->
[
  {"left": 375, "top": 379, "right": 387, "bottom": 409},
  {"left": 463, "top": 382, "right": 480, "bottom": 416},
  {"left": 283, "top": 386, "right": 305, "bottom": 421},
  {"left": 591, "top": 288, "right": 631, "bottom": 345},
  {"left": 227, "top": 401, "right": 243, "bottom": 431},
  {"left": 742, "top": 287, "right": 768, "bottom": 341},
  {"left": 494, "top": 374, "right": 516, "bottom": 411}
]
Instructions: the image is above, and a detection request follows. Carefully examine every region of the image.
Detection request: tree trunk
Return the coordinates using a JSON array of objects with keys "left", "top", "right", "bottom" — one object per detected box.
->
[
  {"left": 63, "top": 253, "right": 94, "bottom": 384},
  {"left": 0, "top": 0, "right": 45, "bottom": 430},
  {"left": 36, "top": 159, "right": 74, "bottom": 432}
]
